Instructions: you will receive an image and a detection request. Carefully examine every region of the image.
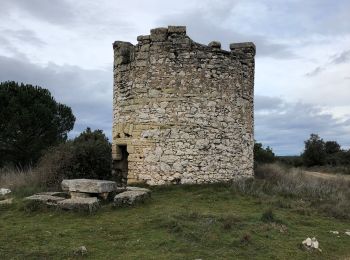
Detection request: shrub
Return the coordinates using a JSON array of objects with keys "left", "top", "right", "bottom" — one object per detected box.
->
[
  {"left": 37, "top": 128, "right": 112, "bottom": 187},
  {"left": 254, "top": 142, "right": 275, "bottom": 165}
]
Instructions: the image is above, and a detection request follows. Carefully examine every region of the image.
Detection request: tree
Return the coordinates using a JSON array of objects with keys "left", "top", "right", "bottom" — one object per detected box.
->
[
  {"left": 325, "top": 141, "right": 341, "bottom": 154},
  {"left": 0, "top": 81, "right": 75, "bottom": 167},
  {"left": 302, "top": 134, "right": 326, "bottom": 166},
  {"left": 254, "top": 141, "right": 275, "bottom": 164},
  {"left": 37, "top": 128, "right": 112, "bottom": 186}
]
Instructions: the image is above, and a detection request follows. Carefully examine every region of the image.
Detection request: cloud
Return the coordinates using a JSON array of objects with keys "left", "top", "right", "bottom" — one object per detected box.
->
[
  {"left": 2, "top": 0, "right": 75, "bottom": 25},
  {"left": 0, "top": 55, "right": 113, "bottom": 139},
  {"left": 305, "top": 66, "right": 325, "bottom": 77},
  {"left": 156, "top": 2, "right": 295, "bottom": 59},
  {"left": 255, "top": 95, "right": 350, "bottom": 155},
  {"left": 330, "top": 50, "right": 350, "bottom": 64},
  {"left": 306, "top": 49, "right": 350, "bottom": 77},
  {"left": 3, "top": 29, "right": 46, "bottom": 47}
]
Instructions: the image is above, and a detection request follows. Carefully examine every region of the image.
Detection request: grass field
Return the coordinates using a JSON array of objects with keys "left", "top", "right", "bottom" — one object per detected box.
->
[{"left": 1, "top": 181, "right": 350, "bottom": 259}]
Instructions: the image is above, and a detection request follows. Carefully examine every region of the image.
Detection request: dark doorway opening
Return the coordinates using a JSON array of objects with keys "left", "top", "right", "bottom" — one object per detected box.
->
[{"left": 113, "top": 145, "right": 128, "bottom": 185}]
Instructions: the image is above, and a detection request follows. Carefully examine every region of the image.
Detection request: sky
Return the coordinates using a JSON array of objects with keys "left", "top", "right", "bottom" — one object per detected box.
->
[{"left": 0, "top": 0, "right": 349, "bottom": 155}]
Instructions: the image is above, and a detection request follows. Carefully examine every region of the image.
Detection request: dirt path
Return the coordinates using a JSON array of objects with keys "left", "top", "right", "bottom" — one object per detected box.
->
[{"left": 303, "top": 171, "right": 350, "bottom": 180}]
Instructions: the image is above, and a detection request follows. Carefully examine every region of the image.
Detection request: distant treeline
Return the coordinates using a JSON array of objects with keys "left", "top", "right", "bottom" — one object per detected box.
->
[{"left": 255, "top": 134, "right": 350, "bottom": 169}]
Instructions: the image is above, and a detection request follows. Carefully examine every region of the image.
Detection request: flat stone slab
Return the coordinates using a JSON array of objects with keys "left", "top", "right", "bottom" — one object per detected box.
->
[
  {"left": 0, "top": 198, "right": 13, "bottom": 205},
  {"left": 37, "top": 191, "right": 69, "bottom": 198},
  {"left": 61, "top": 179, "right": 117, "bottom": 193},
  {"left": 57, "top": 197, "right": 100, "bottom": 212},
  {"left": 114, "top": 190, "right": 150, "bottom": 207},
  {"left": 116, "top": 186, "right": 151, "bottom": 194},
  {"left": 24, "top": 194, "right": 66, "bottom": 205}
]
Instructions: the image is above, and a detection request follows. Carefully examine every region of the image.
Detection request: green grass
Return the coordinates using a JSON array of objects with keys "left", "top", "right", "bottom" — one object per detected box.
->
[{"left": 1, "top": 183, "right": 350, "bottom": 259}]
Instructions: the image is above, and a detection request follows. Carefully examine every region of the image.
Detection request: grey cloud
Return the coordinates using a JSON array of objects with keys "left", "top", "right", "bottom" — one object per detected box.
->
[
  {"left": 156, "top": 5, "right": 295, "bottom": 59},
  {"left": 255, "top": 95, "right": 350, "bottom": 155},
  {"left": 306, "top": 49, "right": 350, "bottom": 77},
  {"left": 2, "top": 0, "right": 75, "bottom": 25},
  {"left": 305, "top": 66, "right": 325, "bottom": 77},
  {"left": 0, "top": 55, "right": 113, "bottom": 140},
  {"left": 3, "top": 29, "right": 46, "bottom": 46},
  {"left": 331, "top": 50, "right": 350, "bottom": 64},
  {"left": 255, "top": 95, "right": 284, "bottom": 111}
]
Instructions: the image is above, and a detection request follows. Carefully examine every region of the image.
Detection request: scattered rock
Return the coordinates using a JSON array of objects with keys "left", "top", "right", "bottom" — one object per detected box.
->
[
  {"left": 58, "top": 197, "right": 100, "bottom": 212},
  {"left": 302, "top": 237, "right": 321, "bottom": 251},
  {"left": 0, "top": 188, "right": 11, "bottom": 196},
  {"left": 0, "top": 198, "right": 13, "bottom": 205},
  {"left": 24, "top": 194, "right": 65, "bottom": 206},
  {"left": 74, "top": 245, "right": 88, "bottom": 256},
  {"left": 114, "top": 190, "right": 150, "bottom": 207},
  {"left": 61, "top": 179, "right": 117, "bottom": 194},
  {"left": 345, "top": 231, "right": 350, "bottom": 236},
  {"left": 330, "top": 230, "right": 339, "bottom": 235}
]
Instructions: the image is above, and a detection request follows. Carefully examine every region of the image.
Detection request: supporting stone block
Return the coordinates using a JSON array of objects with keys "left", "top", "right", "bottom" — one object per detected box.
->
[
  {"left": 114, "top": 190, "right": 151, "bottom": 207},
  {"left": 57, "top": 197, "right": 100, "bottom": 212}
]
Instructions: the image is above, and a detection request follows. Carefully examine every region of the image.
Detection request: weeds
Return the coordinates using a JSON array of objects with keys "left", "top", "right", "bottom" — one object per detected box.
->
[{"left": 233, "top": 163, "right": 350, "bottom": 219}]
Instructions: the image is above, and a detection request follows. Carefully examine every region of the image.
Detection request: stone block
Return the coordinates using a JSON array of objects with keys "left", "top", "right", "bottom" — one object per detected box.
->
[
  {"left": 150, "top": 27, "right": 168, "bottom": 42},
  {"left": 24, "top": 194, "right": 65, "bottom": 205},
  {"left": 57, "top": 197, "right": 100, "bottom": 212},
  {"left": 229, "top": 42, "right": 256, "bottom": 55},
  {"left": 61, "top": 179, "right": 117, "bottom": 193},
  {"left": 208, "top": 41, "right": 221, "bottom": 49},
  {"left": 168, "top": 26, "right": 186, "bottom": 34},
  {"left": 114, "top": 190, "right": 150, "bottom": 207}
]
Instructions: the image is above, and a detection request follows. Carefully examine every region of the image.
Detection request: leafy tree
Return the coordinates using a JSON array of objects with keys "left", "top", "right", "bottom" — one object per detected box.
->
[
  {"left": 254, "top": 141, "right": 275, "bottom": 164},
  {"left": 0, "top": 81, "right": 75, "bottom": 167},
  {"left": 302, "top": 134, "right": 326, "bottom": 166},
  {"left": 325, "top": 141, "right": 341, "bottom": 154},
  {"left": 37, "top": 128, "right": 112, "bottom": 186}
]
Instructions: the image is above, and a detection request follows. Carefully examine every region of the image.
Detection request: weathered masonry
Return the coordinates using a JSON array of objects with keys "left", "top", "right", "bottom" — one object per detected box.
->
[{"left": 112, "top": 26, "right": 255, "bottom": 185}]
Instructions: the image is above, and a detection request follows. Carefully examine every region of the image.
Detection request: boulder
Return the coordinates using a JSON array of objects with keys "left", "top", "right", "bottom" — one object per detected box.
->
[
  {"left": 302, "top": 237, "right": 321, "bottom": 251},
  {"left": 24, "top": 194, "right": 65, "bottom": 206},
  {"left": 0, "top": 188, "right": 11, "bottom": 196},
  {"left": 114, "top": 190, "right": 150, "bottom": 207},
  {"left": 74, "top": 246, "right": 88, "bottom": 256},
  {"left": 57, "top": 197, "right": 100, "bottom": 212},
  {"left": 61, "top": 179, "right": 117, "bottom": 194}
]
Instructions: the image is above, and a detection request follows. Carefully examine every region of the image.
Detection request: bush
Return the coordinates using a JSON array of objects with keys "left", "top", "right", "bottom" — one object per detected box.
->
[
  {"left": 254, "top": 142, "right": 275, "bottom": 165},
  {"left": 37, "top": 128, "right": 112, "bottom": 187}
]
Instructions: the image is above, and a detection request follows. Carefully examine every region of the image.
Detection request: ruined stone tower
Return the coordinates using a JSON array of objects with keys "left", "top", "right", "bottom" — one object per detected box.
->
[{"left": 112, "top": 26, "right": 255, "bottom": 185}]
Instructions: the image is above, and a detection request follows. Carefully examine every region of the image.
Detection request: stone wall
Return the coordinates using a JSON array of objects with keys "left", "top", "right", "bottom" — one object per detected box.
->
[{"left": 112, "top": 26, "right": 255, "bottom": 185}]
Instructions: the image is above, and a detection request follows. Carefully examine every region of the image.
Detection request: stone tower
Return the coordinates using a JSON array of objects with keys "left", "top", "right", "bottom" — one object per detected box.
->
[{"left": 112, "top": 26, "right": 255, "bottom": 185}]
